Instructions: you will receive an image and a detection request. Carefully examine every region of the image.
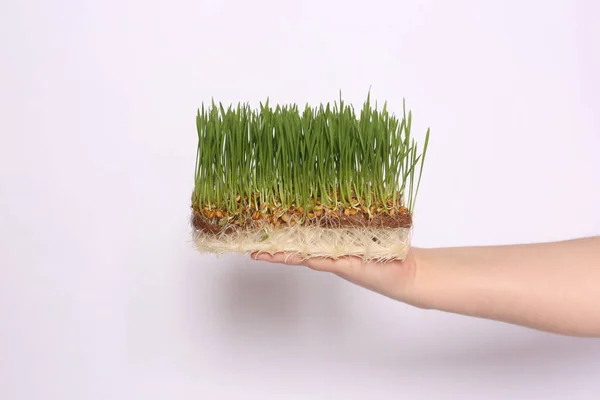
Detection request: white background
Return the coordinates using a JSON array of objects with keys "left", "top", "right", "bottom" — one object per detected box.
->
[{"left": 1, "top": 0, "right": 600, "bottom": 398}]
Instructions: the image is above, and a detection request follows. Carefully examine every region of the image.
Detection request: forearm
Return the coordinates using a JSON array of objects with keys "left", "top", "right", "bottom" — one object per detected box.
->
[{"left": 411, "top": 237, "right": 600, "bottom": 337}]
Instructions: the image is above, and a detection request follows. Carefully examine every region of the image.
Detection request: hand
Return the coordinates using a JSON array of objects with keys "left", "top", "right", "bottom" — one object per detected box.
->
[
  {"left": 251, "top": 237, "right": 600, "bottom": 337},
  {"left": 251, "top": 249, "right": 425, "bottom": 307}
]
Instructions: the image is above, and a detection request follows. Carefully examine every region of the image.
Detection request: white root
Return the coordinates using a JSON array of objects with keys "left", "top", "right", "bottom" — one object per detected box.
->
[{"left": 192, "top": 225, "right": 412, "bottom": 262}]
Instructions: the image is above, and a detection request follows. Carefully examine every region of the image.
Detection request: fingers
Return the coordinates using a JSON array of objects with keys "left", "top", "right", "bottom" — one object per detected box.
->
[
  {"left": 250, "top": 251, "right": 367, "bottom": 274},
  {"left": 251, "top": 251, "right": 305, "bottom": 266},
  {"left": 305, "top": 255, "right": 365, "bottom": 275},
  {"left": 250, "top": 250, "right": 419, "bottom": 304}
]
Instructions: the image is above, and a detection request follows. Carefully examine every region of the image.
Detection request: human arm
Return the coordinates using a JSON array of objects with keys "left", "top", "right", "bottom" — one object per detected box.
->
[{"left": 251, "top": 236, "right": 600, "bottom": 337}]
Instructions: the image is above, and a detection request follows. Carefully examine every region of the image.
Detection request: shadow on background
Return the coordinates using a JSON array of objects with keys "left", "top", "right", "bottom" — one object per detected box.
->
[
  {"left": 412, "top": 335, "right": 600, "bottom": 370},
  {"left": 348, "top": 322, "right": 600, "bottom": 371},
  {"left": 216, "top": 259, "right": 303, "bottom": 335},
  {"left": 184, "top": 254, "right": 600, "bottom": 372},
  {"left": 184, "top": 255, "right": 351, "bottom": 354}
]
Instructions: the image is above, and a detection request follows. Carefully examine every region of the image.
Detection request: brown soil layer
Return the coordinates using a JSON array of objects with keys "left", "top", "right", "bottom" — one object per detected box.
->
[{"left": 191, "top": 201, "right": 413, "bottom": 235}]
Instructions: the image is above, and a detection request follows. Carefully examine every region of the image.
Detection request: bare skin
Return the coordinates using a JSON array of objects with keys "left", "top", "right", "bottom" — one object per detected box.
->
[{"left": 251, "top": 236, "right": 600, "bottom": 337}]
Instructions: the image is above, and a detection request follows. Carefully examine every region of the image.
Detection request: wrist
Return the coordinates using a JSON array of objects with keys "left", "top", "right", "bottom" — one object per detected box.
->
[
  {"left": 407, "top": 246, "right": 479, "bottom": 313},
  {"left": 398, "top": 247, "right": 439, "bottom": 309}
]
